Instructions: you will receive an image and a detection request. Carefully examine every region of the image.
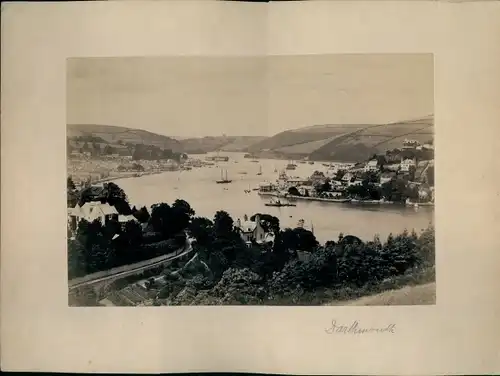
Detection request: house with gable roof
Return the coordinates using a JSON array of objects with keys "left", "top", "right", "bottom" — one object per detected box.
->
[{"left": 235, "top": 214, "right": 274, "bottom": 247}]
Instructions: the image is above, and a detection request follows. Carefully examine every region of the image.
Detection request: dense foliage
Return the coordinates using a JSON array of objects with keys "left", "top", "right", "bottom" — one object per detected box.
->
[
  {"left": 67, "top": 193, "right": 195, "bottom": 279},
  {"left": 68, "top": 183, "right": 435, "bottom": 307}
]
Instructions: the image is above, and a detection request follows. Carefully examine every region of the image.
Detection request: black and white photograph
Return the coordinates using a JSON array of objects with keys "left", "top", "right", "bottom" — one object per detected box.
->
[{"left": 67, "top": 54, "right": 435, "bottom": 307}]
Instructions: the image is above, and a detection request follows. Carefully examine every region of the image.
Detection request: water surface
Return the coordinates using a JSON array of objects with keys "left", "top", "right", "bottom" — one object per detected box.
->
[{"left": 118, "top": 152, "right": 434, "bottom": 243}]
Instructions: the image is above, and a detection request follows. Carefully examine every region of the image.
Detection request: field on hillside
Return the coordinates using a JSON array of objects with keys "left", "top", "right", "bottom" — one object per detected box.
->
[
  {"left": 248, "top": 116, "right": 434, "bottom": 161},
  {"left": 67, "top": 124, "right": 182, "bottom": 151}
]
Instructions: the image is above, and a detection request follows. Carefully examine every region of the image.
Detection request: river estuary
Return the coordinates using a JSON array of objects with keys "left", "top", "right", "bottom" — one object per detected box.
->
[{"left": 117, "top": 152, "right": 434, "bottom": 244}]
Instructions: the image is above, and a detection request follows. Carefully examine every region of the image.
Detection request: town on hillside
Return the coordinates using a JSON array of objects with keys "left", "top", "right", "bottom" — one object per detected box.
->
[{"left": 256, "top": 138, "right": 434, "bottom": 207}]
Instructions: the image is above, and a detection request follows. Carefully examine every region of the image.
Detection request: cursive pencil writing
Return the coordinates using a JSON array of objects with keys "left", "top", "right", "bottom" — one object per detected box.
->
[{"left": 325, "top": 320, "right": 396, "bottom": 335}]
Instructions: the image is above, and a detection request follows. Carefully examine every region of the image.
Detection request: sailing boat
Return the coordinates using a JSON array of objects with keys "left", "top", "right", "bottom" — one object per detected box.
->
[
  {"left": 244, "top": 184, "right": 251, "bottom": 193},
  {"left": 286, "top": 160, "right": 297, "bottom": 170},
  {"left": 216, "top": 169, "right": 232, "bottom": 184},
  {"left": 256, "top": 165, "right": 262, "bottom": 176}
]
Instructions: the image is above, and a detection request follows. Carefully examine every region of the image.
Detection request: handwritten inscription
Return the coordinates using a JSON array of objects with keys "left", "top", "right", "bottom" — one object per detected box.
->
[{"left": 325, "top": 320, "right": 396, "bottom": 335}]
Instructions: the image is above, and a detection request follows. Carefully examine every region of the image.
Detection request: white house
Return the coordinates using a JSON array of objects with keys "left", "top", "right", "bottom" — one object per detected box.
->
[
  {"left": 341, "top": 172, "right": 354, "bottom": 183},
  {"left": 380, "top": 172, "right": 396, "bottom": 185},
  {"left": 348, "top": 178, "right": 364, "bottom": 187},
  {"left": 235, "top": 214, "right": 270, "bottom": 246},
  {"left": 364, "top": 159, "right": 379, "bottom": 173},
  {"left": 402, "top": 139, "right": 420, "bottom": 149},
  {"left": 400, "top": 157, "right": 417, "bottom": 172},
  {"left": 68, "top": 201, "right": 119, "bottom": 232}
]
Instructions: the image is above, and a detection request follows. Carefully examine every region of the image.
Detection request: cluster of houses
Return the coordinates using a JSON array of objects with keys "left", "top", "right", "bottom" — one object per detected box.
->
[{"left": 257, "top": 138, "right": 435, "bottom": 203}]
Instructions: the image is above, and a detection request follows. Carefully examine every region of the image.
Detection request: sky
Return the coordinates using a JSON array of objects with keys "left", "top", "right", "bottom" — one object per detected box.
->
[{"left": 67, "top": 54, "right": 434, "bottom": 137}]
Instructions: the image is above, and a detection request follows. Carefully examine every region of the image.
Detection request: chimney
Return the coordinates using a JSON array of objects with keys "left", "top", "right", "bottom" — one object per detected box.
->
[
  {"left": 236, "top": 219, "right": 241, "bottom": 228},
  {"left": 254, "top": 214, "right": 260, "bottom": 224}
]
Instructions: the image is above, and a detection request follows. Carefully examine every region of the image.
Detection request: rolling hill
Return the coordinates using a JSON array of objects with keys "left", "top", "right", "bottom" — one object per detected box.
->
[
  {"left": 67, "top": 124, "right": 183, "bottom": 151},
  {"left": 247, "top": 115, "right": 434, "bottom": 162},
  {"left": 176, "top": 136, "right": 267, "bottom": 154},
  {"left": 67, "top": 124, "right": 268, "bottom": 154}
]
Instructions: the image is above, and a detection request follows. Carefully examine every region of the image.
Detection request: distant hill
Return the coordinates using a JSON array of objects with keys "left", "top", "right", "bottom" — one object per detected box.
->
[
  {"left": 247, "top": 115, "right": 434, "bottom": 162},
  {"left": 175, "top": 136, "right": 268, "bottom": 154},
  {"left": 67, "top": 124, "right": 183, "bottom": 152},
  {"left": 68, "top": 124, "right": 267, "bottom": 154}
]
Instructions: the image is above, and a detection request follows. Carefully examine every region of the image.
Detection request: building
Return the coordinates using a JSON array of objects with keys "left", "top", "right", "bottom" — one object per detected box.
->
[
  {"left": 341, "top": 172, "right": 355, "bottom": 183},
  {"left": 400, "top": 157, "right": 417, "bottom": 172},
  {"left": 383, "top": 163, "right": 401, "bottom": 172},
  {"left": 118, "top": 214, "right": 139, "bottom": 229},
  {"left": 68, "top": 201, "right": 119, "bottom": 232},
  {"left": 235, "top": 214, "right": 271, "bottom": 246},
  {"left": 364, "top": 159, "right": 379, "bottom": 173},
  {"left": 379, "top": 172, "right": 396, "bottom": 184},
  {"left": 402, "top": 139, "right": 421, "bottom": 149},
  {"left": 348, "top": 178, "right": 364, "bottom": 187}
]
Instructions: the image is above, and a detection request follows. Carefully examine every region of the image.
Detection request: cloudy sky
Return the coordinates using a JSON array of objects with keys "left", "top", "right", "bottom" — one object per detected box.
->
[{"left": 67, "top": 54, "right": 433, "bottom": 137}]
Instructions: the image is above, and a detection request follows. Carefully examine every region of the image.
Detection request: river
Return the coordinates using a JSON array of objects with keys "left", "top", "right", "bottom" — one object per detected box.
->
[{"left": 117, "top": 152, "right": 434, "bottom": 244}]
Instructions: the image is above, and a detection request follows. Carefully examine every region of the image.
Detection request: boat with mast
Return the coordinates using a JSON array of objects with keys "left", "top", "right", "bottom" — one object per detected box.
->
[
  {"left": 257, "top": 165, "right": 262, "bottom": 176},
  {"left": 286, "top": 160, "right": 297, "bottom": 170},
  {"left": 216, "top": 169, "right": 232, "bottom": 184}
]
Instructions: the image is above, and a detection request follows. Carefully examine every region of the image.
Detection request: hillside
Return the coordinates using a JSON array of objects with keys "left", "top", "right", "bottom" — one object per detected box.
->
[
  {"left": 248, "top": 115, "right": 434, "bottom": 162},
  {"left": 67, "top": 124, "right": 183, "bottom": 152},
  {"left": 178, "top": 136, "right": 268, "bottom": 154}
]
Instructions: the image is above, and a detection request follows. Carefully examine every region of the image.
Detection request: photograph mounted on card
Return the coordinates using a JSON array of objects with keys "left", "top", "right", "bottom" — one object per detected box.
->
[{"left": 66, "top": 54, "right": 435, "bottom": 307}]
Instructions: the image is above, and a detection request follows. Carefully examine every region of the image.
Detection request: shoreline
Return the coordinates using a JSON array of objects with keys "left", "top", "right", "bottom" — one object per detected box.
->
[{"left": 258, "top": 191, "right": 434, "bottom": 207}]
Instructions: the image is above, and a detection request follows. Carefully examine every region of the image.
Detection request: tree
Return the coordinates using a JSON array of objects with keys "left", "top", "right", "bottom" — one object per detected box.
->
[
  {"left": 334, "top": 169, "right": 346, "bottom": 181},
  {"left": 275, "top": 227, "right": 318, "bottom": 254},
  {"left": 426, "top": 166, "right": 435, "bottom": 186},
  {"left": 122, "top": 220, "right": 144, "bottom": 247},
  {"left": 171, "top": 199, "right": 195, "bottom": 234},
  {"left": 319, "top": 179, "right": 332, "bottom": 193},
  {"left": 133, "top": 206, "right": 151, "bottom": 223},
  {"left": 287, "top": 186, "right": 301, "bottom": 196},
  {"left": 103, "top": 182, "right": 131, "bottom": 215},
  {"left": 150, "top": 203, "right": 173, "bottom": 238},
  {"left": 67, "top": 176, "right": 78, "bottom": 207},
  {"left": 250, "top": 213, "right": 280, "bottom": 234},
  {"left": 213, "top": 211, "right": 234, "bottom": 238}
]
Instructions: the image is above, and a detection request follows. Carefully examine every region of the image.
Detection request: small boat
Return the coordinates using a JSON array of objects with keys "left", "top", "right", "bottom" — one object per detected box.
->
[
  {"left": 216, "top": 169, "right": 232, "bottom": 184},
  {"left": 256, "top": 165, "right": 262, "bottom": 176},
  {"left": 308, "top": 161, "right": 314, "bottom": 165},
  {"left": 285, "top": 160, "right": 297, "bottom": 170},
  {"left": 251, "top": 159, "right": 259, "bottom": 163},
  {"left": 238, "top": 171, "right": 248, "bottom": 175},
  {"left": 265, "top": 198, "right": 296, "bottom": 207}
]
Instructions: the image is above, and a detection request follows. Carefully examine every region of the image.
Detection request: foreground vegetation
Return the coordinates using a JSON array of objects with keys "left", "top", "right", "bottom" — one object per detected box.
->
[
  {"left": 150, "top": 224, "right": 435, "bottom": 306},
  {"left": 67, "top": 181, "right": 435, "bottom": 305}
]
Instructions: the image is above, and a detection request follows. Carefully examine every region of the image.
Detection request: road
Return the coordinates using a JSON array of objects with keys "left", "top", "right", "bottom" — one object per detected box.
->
[{"left": 69, "top": 237, "right": 195, "bottom": 290}]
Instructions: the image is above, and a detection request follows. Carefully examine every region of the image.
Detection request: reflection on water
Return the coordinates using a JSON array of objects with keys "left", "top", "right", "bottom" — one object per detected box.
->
[{"left": 118, "top": 152, "right": 434, "bottom": 243}]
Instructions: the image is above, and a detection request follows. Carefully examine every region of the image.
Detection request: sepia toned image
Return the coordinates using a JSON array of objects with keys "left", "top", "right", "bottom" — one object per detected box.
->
[{"left": 67, "top": 54, "right": 435, "bottom": 307}]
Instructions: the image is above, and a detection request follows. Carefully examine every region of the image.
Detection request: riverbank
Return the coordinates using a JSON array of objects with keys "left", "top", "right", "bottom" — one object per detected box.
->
[{"left": 259, "top": 191, "right": 434, "bottom": 207}]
